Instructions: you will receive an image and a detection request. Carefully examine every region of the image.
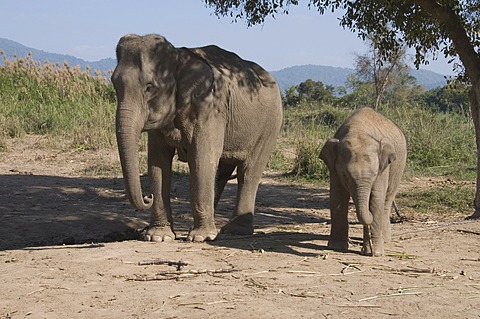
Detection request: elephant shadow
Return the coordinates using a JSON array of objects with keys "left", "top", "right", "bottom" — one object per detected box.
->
[
  {"left": 204, "top": 178, "right": 333, "bottom": 257},
  {"left": 1, "top": 172, "right": 332, "bottom": 256}
]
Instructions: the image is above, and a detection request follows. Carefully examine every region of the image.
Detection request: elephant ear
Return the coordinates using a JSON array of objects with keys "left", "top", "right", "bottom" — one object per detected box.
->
[
  {"left": 176, "top": 48, "right": 214, "bottom": 105},
  {"left": 319, "top": 138, "right": 339, "bottom": 171},
  {"left": 379, "top": 138, "right": 397, "bottom": 173}
]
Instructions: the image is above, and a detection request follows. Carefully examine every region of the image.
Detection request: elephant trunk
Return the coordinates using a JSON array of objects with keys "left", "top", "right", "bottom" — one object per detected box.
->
[
  {"left": 353, "top": 185, "right": 374, "bottom": 225},
  {"left": 116, "top": 106, "right": 153, "bottom": 211}
]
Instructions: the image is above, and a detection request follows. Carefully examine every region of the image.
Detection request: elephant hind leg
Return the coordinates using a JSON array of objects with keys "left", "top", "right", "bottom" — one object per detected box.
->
[
  {"left": 221, "top": 133, "right": 278, "bottom": 236},
  {"left": 220, "top": 161, "right": 262, "bottom": 235},
  {"left": 215, "top": 161, "right": 237, "bottom": 208}
]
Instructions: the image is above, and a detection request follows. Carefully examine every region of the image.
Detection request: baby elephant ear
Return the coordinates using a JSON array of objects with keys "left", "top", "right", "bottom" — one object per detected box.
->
[
  {"left": 379, "top": 138, "right": 397, "bottom": 173},
  {"left": 319, "top": 138, "right": 339, "bottom": 171}
]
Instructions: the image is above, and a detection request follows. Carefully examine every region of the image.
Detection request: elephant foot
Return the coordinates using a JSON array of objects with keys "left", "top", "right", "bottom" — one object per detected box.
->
[
  {"left": 220, "top": 214, "right": 254, "bottom": 235},
  {"left": 466, "top": 211, "right": 480, "bottom": 219},
  {"left": 141, "top": 224, "right": 176, "bottom": 242},
  {"left": 327, "top": 238, "right": 349, "bottom": 252},
  {"left": 186, "top": 225, "right": 218, "bottom": 242},
  {"left": 361, "top": 238, "right": 384, "bottom": 257}
]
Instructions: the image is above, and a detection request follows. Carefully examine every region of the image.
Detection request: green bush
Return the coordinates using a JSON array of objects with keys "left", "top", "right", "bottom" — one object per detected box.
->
[{"left": 290, "top": 140, "right": 329, "bottom": 181}]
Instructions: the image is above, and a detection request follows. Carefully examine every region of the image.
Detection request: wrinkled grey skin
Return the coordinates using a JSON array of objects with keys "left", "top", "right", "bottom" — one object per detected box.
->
[
  {"left": 319, "top": 107, "right": 407, "bottom": 256},
  {"left": 112, "top": 34, "right": 283, "bottom": 242}
]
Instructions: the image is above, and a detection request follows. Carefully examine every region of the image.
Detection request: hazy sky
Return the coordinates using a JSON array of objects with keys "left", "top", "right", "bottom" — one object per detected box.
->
[{"left": 0, "top": 0, "right": 454, "bottom": 74}]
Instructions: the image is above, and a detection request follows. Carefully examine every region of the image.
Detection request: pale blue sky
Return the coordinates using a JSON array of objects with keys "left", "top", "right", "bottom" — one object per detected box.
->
[{"left": 0, "top": 0, "right": 453, "bottom": 74}]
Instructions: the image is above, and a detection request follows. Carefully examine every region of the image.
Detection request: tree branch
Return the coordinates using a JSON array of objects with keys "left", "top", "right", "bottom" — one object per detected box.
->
[{"left": 413, "top": 0, "right": 480, "bottom": 83}]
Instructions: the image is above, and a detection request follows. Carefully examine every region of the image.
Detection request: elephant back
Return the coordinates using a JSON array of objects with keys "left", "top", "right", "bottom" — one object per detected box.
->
[{"left": 189, "top": 46, "right": 279, "bottom": 93}]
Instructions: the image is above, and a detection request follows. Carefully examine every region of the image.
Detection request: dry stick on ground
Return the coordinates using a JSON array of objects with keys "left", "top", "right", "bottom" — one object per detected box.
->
[
  {"left": 359, "top": 291, "right": 424, "bottom": 302},
  {"left": 138, "top": 259, "right": 190, "bottom": 270},
  {"left": 129, "top": 268, "right": 240, "bottom": 281},
  {"left": 460, "top": 257, "right": 480, "bottom": 262},
  {"left": 23, "top": 243, "right": 105, "bottom": 250},
  {"left": 457, "top": 229, "right": 480, "bottom": 236},
  {"left": 372, "top": 265, "right": 434, "bottom": 275},
  {"left": 341, "top": 263, "right": 363, "bottom": 275},
  {"left": 333, "top": 304, "right": 382, "bottom": 308}
]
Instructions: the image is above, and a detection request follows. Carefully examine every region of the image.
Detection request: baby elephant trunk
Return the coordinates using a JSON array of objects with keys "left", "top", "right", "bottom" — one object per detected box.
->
[{"left": 353, "top": 186, "right": 374, "bottom": 225}]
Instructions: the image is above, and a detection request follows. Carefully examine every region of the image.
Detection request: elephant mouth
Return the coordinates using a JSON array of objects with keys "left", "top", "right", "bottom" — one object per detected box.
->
[{"left": 142, "top": 120, "right": 162, "bottom": 132}]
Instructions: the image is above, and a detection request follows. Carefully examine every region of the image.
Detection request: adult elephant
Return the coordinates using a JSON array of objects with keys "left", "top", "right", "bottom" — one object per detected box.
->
[
  {"left": 319, "top": 107, "right": 407, "bottom": 256},
  {"left": 112, "top": 34, "right": 283, "bottom": 243}
]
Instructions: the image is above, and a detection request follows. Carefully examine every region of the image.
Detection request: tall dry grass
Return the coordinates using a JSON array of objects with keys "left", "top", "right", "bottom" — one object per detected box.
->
[{"left": 0, "top": 51, "right": 116, "bottom": 150}]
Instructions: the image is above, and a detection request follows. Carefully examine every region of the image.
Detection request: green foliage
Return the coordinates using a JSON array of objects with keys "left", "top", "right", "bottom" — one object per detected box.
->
[
  {"left": 279, "top": 74, "right": 476, "bottom": 181},
  {"left": 280, "top": 103, "right": 351, "bottom": 181},
  {"left": 0, "top": 52, "right": 117, "bottom": 149},
  {"left": 205, "top": 1, "right": 479, "bottom": 81},
  {"left": 282, "top": 103, "right": 350, "bottom": 135},
  {"left": 336, "top": 74, "right": 375, "bottom": 108},
  {"left": 397, "top": 183, "right": 476, "bottom": 214},
  {"left": 267, "top": 148, "right": 292, "bottom": 172},
  {"left": 381, "top": 105, "right": 476, "bottom": 175},
  {"left": 290, "top": 139, "right": 329, "bottom": 181},
  {"left": 423, "top": 80, "right": 470, "bottom": 115},
  {"left": 283, "top": 79, "right": 336, "bottom": 107}
]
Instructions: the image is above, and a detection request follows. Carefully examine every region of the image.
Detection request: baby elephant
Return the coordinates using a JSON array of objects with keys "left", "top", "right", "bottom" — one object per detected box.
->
[{"left": 319, "top": 107, "right": 407, "bottom": 256}]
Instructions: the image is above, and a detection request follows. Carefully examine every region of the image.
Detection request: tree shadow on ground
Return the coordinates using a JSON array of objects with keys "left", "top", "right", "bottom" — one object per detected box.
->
[
  {"left": 0, "top": 174, "right": 146, "bottom": 250},
  {"left": 0, "top": 173, "right": 331, "bottom": 255}
]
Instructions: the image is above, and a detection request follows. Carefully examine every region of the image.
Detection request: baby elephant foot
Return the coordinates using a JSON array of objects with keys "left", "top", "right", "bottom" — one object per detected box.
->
[
  {"left": 186, "top": 225, "right": 218, "bottom": 242},
  {"left": 327, "top": 238, "right": 349, "bottom": 252},
  {"left": 361, "top": 238, "right": 384, "bottom": 257},
  {"left": 141, "top": 224, "right": 176, "bottom": 242},
  {"left": 220, "top": 214, "right": 254, "bottom": 235}
]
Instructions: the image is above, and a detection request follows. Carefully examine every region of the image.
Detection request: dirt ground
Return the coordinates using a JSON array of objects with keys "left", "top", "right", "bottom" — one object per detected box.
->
[{"left": 1, "top": 136, "right": 479, "bottom": 319}]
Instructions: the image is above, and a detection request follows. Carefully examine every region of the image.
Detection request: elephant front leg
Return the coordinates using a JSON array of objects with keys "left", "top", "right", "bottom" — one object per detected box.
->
[
  {"left": 186, "top": 128, "right": 223, "bottom": 242},
  {"left": 187, "top": 165, "right": 219, "bottom": 242},
  {"left": 361, "top": 225, "right": 385, "bottom": 257},
  {"left": 142, "top": 133, "right": 176, "bottom": 242},
  {"left": 361, "top": 188, "right": 387, "bottom": 256},
  {"left": 327, "top": 179, "right": 350, "bottom": 251}
]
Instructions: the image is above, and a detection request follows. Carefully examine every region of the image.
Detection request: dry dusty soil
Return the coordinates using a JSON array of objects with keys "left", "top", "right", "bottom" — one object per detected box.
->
[{"left": 1, "top": 136, "right": 479, "bottom": 319}]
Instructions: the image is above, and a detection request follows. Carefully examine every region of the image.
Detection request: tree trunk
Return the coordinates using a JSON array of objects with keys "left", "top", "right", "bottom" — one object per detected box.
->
[
  {"left": 414, "top": 0, "right": 480, "bottom": 218},
  {"left": 470, "top": 82, "right": 480, "bottom": 218}
]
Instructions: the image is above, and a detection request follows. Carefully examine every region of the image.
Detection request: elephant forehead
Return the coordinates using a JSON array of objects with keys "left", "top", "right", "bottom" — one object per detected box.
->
[
  {"left": 341, "top": 136, "right": 377, "bottom": 153},
  {"left": 339, "top": 139, "right": 379, "bottom": 164}
]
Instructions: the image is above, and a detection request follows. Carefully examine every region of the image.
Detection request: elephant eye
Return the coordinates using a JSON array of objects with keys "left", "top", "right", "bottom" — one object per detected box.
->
[
  {"left": 145, "top": 83, "right": 156, "bottom": 95},
  {"left": 145, "top": 82, "right": 157, "bottom": 97}
]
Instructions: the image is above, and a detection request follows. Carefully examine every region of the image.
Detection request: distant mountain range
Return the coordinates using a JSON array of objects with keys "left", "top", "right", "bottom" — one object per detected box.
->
[
  {"left": 270, "top": 65, "right": 448, "bottom": 91},
  {"left": 1, "top": 37, "right": 447, "bottom": 91},
  {"left": 0, "top": 38, "right": 116, "bottom": 73}
]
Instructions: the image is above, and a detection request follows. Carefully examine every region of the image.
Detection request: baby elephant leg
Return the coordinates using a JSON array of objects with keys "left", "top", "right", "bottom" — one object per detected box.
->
[{"left": 328, "top": 187, "right": 350, "bottom": 251}]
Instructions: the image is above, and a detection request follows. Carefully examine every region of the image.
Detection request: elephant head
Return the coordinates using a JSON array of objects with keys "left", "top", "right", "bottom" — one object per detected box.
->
[
  {"left": 111, "top": 34, "right": 214, "bottom": 211},
  {"left": 319, "top": 135, "right": 397, "bottom": 226}
]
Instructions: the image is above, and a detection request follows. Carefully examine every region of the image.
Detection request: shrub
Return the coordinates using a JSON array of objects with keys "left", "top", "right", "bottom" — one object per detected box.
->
[{"left": 290, "top": 140, "right": 329, "bottom": 181}]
